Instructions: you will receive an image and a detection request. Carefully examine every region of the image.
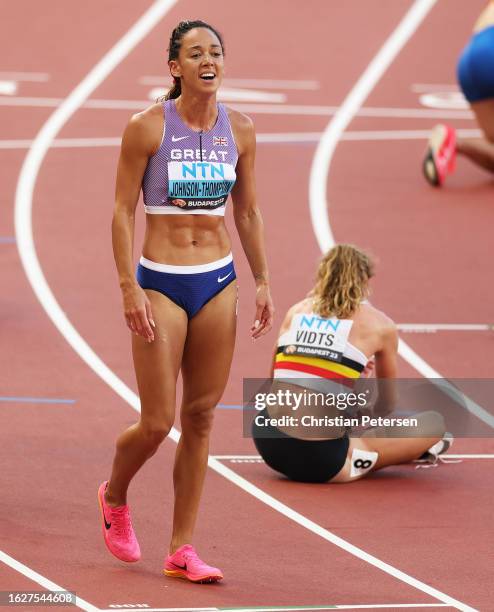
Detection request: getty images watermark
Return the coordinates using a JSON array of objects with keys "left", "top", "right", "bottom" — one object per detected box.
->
[
  {"left": 251, "top": 387, "right": 418, "bottom": 430},
  {"left": 242, "top": 378, "right": 494, "bottom": 438}
]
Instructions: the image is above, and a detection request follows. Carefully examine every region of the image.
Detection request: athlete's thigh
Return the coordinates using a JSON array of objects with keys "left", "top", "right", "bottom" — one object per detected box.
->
[
  {"left": 132, "top": 289, "right": 188, "bottom": 423},
  {"left": 471, "top": 99, "right": 494, "bottom": 142},
  {"left": 181, "top": 281, "right": 237, "bottom": 408}
]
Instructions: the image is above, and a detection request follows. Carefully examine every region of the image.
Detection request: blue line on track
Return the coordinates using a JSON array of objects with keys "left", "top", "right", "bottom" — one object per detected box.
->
[
  {"left": 0, "top": 396, "right": 76, "bottom": 404},
  {"left": 0, "top": 237, "right": 16, "bottom": 244},
  {"left": 217, "top": 404, "right": 243, "bottom": 410}
]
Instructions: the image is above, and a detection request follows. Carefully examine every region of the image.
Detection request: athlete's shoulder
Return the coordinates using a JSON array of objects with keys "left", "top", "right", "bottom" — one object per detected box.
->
[
  {"left": 226, "top": 107, "right": 254, "bottom": 129},
  {"left": 225, "top": 107, "right": 255, "bottom": 152},
  {"left": 123, "top": 102, "right": 163, "bottom": 155},
  {"left": 285, "top": 298, "right": 313, "bottom": 321},
  {"left": 361, "top": 302, "right": 397, "bottom": 336}
]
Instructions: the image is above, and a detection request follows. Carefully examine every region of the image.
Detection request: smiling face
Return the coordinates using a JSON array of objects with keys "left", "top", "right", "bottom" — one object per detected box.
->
[{"left": 169, "top": 27, "right": 224, "bottom": 96}]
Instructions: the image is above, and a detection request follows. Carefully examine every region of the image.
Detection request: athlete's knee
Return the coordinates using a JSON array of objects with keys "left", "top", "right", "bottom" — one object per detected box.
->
[
  {"left": 417, "top": 410, "right": 446, "bottom": 437},
  {"left": 139, "top": 418, "right": 173, "bottom": 447},
  {"left": 181, "top": 398, "right": 216, "bottom": 437}
]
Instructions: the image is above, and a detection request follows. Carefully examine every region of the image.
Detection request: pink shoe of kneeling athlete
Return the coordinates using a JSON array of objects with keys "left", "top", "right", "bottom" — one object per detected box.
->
[
  {"left": 97, "top": 481, "right": 141, "bottom": 563},
  {"left": 164, "top": 544, "right": 223, "bottom": 583},
  {"left": 423, "top": 124, "right": 457, "bottom": 187}
]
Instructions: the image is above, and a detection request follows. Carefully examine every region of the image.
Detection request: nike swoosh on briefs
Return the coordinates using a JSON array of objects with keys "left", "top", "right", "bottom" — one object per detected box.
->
[
  {"left": 172, "top": 135, "right": 189, "bottom": 142},
  {"left": 217, "top": 271, "right": 233, "bottom": 283}
]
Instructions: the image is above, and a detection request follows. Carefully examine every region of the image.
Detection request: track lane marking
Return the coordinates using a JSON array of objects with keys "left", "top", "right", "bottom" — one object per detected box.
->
[
  {"left": 1, "top": 129, "right": 484, "bottom": 150},
  {"left": 0, "top": 396, "right": 75, "bottom": 404},
  {"left": 211, "top": 454, "right": 494, "bottom": 461},
  {"left": 0, "top": 550, "right": 98, "bottom": 612},
  {"left": 307, "top": 0, "right": 494, "bottom": 440},
  {"left": 99, "top": 605, "right": 451, "bottom": 611},
  {"left": 0, "top": 95, "right": 475, "bottom": 119},
  {"left": 13, "top": 1, "right": 479, "bottom": 611}
]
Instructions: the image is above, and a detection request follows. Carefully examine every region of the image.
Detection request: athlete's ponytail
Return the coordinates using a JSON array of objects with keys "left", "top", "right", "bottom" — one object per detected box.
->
[
  {"left": 157, "top": 20, "right": 225, "bottom": 102},
  {"left": 312, "top": 244, "right": 374, "bottom": 319}
]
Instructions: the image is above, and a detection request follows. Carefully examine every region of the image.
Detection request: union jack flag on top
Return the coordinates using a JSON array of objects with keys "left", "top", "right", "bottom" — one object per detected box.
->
[{"left": 213, "top": 136, "right": 228, "bottom": 146}]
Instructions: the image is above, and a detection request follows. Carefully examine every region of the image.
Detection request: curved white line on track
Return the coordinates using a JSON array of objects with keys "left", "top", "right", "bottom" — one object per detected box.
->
[
  {"left": 13, "top": 1, "right": 478, "bottom": 612},
  {"left": 308, "top": 0, "right": 494, "bottom": 435},
  {"left": 15, "top": 0, "right": 178, "bottom": 416},
  {"left": 308, "top": 0, "right": 481, "bottom": 609}
]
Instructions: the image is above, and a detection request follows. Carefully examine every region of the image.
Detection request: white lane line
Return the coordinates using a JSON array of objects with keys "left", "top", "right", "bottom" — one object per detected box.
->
[
  {"left": 445, "top": 454, "right": 494, "bottom": 459},
  {"left": 0, "top": 95, "right": 475, "bottom": 119},
  {"left": 411, "top": 83, "right": 459, "bottom": 93},
  {"left": 148, "top": 85, "right": 287, "bottom": 103},
  {"left": 308, "top": 0, "right": 480, "bottom": 607},
  {"left": 0, "top": 96, "right": 63, "bottom": 107},
  {"left": 0, "top": 550, "right": 98, "bottom": 611},
  {"left": 212, "top": 454, "right": 494, "bottom": 462},
  {"left": 15, "top": 0, "right": 179, "bottom": 412},
  {"left": 2, "top": 129, "right": 484, "bottom": 151},
  {"left": 0, "top": 72, "right": 50, "bottom": 82},
  {"left": 140, "top": 76, "right": 321, "bottom": 89},
  {"left": 0, "top": 138, "right": 121, "bottom": 149},
  {"left": 12, "top": 2, "right": 478, "bottom": 612},
  {"left": 308, "top": 0, "right": 494, "bottom": 438},
  {"left": 398, "top": 324, "right": 492, "bottom": 333},
  {"left": 309, "top": 0, "right": 439, "bottom": 250},
  {"left": 99, "top": 605, "right": 450, "bottom": 612},
  {"left": 0, "top": 81, "right": 17, "bottom": 95},
  {"left": 212, "top": 455, "right": 263, "bottom": 460}
]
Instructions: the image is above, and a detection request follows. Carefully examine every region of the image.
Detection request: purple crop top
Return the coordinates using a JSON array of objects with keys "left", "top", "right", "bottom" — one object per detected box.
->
[{"left": 142, "top": 99, "right": 238, "bottom": 216}]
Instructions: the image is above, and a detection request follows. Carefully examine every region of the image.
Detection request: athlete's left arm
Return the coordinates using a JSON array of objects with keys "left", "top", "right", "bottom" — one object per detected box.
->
[{"left": 230, "top": 111, "right": 274, "bottom": 339}]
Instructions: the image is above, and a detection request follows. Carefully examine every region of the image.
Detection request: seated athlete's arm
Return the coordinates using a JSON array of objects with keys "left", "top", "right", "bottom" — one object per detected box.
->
[
  {"left": 372, "top": 319, "right": 399, "bottom": 416},
  {"left": 112, "top": 109, "right": 160, "bottom": 341},
  {"left": 230, "top": 110, "right": 274, "bottom": 338}
]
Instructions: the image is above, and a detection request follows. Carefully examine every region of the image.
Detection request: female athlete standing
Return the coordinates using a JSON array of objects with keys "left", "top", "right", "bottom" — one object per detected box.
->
[
  {"left": 423, "top": 1, "right": 494, "bottom": 185},
  {"left": 98, "top": 20, "right": 273, "bottom": 582},
  {"left": 253, "top": 245, "right": 446, "bottom": 484}
]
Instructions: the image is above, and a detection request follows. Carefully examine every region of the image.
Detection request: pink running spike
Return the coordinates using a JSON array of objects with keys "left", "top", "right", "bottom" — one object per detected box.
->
[
  {"left": 164, "top": 544, "right": 223, "bottom": 583},
  {"left": 423, "top": 124, "right": 457, "bottom": 187},
  {"left": 97, "top": 481, "right": 141, "bottom": 563}
]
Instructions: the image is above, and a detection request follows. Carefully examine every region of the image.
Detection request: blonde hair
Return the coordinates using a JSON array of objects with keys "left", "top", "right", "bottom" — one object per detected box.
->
[{"left": 312, "top": 244, "right": 374, "bottom": 319}]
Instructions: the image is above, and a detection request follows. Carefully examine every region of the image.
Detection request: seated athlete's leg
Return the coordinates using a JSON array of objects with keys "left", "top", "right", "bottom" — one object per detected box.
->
[
  {"left": 360, "top": 410, "right": 446, "bottom": 470},
  {"left": 457, "top": 99, "right": 494, "bottom": 173},
  {"left": 170, "top": 281, "right": 237, "bottom": 552},
  {"left": 331, "top": 411, "right": 445, "bottom": 483},
  {"left": 105, "top": 289, "right": 188, "bottom": 507}
]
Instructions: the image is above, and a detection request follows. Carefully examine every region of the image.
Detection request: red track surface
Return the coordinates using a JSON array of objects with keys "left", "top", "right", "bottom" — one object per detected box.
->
[{"left": 1, "top": 1, "right": 493, "bottom": 611}]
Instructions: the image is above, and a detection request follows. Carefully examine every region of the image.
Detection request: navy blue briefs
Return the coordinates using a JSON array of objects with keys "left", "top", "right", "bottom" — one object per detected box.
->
[
  {"left": 136, "top": 253, "right": 236, "bottom": 319},
  {"left": 252, "top": 409, "right": 349, "bottom": 483}
]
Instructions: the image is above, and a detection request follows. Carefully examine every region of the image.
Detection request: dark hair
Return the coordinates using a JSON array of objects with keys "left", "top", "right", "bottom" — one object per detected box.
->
[{"left": 163, "top": 20, "right": 225, "bottom": 101}]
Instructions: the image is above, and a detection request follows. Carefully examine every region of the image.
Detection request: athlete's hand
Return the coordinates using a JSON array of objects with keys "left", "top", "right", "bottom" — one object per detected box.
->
[
  {"left": 121, "top": 284, "right": 155, "bottom": 342},
  {"left": 363, "top": 357, "right": 375, "bottom": 378},
  {"left": 251, "top": 284, "right": 274, "bottom": 339}
]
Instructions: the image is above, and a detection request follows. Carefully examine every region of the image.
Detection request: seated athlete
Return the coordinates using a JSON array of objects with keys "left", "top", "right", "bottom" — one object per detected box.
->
[
  {"left": 252, "top": 244, "right": 450, "bottom": 484},
  {"left": 423, "top": 1, "right": 494, "bottom": 186}
]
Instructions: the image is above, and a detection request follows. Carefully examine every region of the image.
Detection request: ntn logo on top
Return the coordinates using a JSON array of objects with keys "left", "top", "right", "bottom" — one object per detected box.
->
[{"left": 168, "top": 160, "right": 236, "bottom": 181}]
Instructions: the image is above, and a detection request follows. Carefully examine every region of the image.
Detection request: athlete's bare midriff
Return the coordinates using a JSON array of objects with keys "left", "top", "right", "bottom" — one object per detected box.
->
[{"left": 142, "top": 213, "right": 232, "bottom": 264}]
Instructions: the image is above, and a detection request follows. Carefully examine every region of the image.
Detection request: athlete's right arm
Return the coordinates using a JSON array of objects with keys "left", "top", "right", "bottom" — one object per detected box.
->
[
  {"left": 372, "top": 320, "right": 399, "bottom": 415},
  {"left": 112, "top": 112, "right": 158, "bottom": 342}
]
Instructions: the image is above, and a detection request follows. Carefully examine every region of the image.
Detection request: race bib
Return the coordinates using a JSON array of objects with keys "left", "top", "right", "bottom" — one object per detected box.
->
[
  {"left": 280, "top": 313, "right": 353, "bottom": 363},
  {"left": 167, "top": 161, "right": 236, "bottom": 210},
  {"left": 350, "top": 448, "right": 379, "bottom": 478}
]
